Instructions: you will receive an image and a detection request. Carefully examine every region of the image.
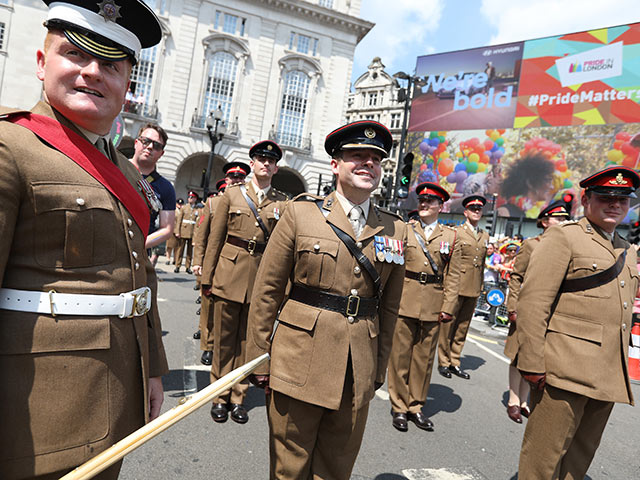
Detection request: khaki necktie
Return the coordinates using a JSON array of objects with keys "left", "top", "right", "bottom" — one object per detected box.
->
[
  {"left": 349, "top": 206, "right": 364, "bottom": 238},
  {"left": 95, "top": 138, "right": 110, "bottom": 160},
  {"left": 257, "top": 189, "right": 265, "bottom": 204}
]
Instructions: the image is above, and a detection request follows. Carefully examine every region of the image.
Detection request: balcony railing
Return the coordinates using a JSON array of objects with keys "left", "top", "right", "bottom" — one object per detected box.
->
[
  {"left": 190, "top": 113, "right": 239, "bottom": 136},
  {"left": 269, "top": 130, "right": 311, "bottom": 151},
  {"left": 122, "top": 100, "right": 158, "bottom": 119}
]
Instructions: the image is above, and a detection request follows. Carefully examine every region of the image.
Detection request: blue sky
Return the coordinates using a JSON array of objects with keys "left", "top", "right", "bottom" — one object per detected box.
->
[{"left": 352, "top": 0, "right": 640, "bottom": 84}]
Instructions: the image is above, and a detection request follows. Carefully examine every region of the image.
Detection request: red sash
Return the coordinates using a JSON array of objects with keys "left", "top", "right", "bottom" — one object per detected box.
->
[{"left": 5, "top": 112, "right": 150, "bottom": 237}]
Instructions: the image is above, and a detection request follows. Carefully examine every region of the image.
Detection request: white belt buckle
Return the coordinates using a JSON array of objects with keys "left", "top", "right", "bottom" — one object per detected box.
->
[{"left": 119, "top": 287, "right": 152, "bottom": 318}]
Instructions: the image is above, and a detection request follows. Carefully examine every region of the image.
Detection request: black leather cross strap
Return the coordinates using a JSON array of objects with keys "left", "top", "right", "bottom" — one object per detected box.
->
[
  {"left": 315, "top": 200, "right": 382, "bottom": 297},
  {"left": 240, "top": 185, "right": 270, "bottom": 241},
  {"left": 560, "top": 249, "right": 627, "bottom": 293},
  {"left": 226, "top": 235, "right": 266, "bottom": 254},
  {"left": 405, "top": 271, "right": 442, "bottom": 284},
  {"left": 289, "top": 284, "right": 379, "bottom": 317},
  {"left": 411, "top": 223, "right": 440, "bottom": 275}
]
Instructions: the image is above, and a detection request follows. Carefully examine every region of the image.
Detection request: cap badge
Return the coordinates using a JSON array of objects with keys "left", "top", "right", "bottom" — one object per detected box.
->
[
  {"left": 612, "top": 173, "right": 628, "bottom": 185},
  {"left": 97, "top": 0, "right": 122, "bottom": 23},
  {"left": 267, "top": 144, "right": 273, "bottom": 150},
  {"left": 364, "top": 128, "right": 376, "bottom": 139}
]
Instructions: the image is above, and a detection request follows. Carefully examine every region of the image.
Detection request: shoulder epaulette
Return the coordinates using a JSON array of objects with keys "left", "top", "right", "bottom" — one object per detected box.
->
[
  {"left": 375, "top": 206, "right": 402, "bottom": 220},
  {"left": 226, "top": 183, "right": 242, "bottom": 190},
  {"left": 273, "top": 188, "right": 290, "bottom": 199},
  {"left": 560, "top": 220, "right": 579, "bottom": 227},
  {"left": 293, "top": 192, "right": 323, "bottom": 202}
]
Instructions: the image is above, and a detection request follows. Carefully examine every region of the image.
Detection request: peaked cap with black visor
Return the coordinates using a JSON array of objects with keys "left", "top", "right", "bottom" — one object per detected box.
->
[
  {"left": 324, "top": 120, "right": 393, "bottom": 157},
  {"left": 579, "top": 165, "right": 640, "bottom": 199},
  {"left": 42, "top": 0, "right": 162, "bottom": 66}
]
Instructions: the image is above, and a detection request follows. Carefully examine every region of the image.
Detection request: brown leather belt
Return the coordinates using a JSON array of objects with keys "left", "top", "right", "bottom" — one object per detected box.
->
[
  {"left": 289, "top": 284, "right": 378, "bottom": 318},
  {"left": 405, "top": 271, "right": 442, "bottom": 284},
  {"left": 226, "top": 235, "right": 266, "bottom": 255}
]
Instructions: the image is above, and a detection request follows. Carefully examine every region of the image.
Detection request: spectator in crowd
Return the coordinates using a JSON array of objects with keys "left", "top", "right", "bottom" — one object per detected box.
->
[
  {"left": 498, "top": 240, "right": 520, "bottom": 284},
  {"left": 484, "top": 243, "right": 501, "bottom": 286}
]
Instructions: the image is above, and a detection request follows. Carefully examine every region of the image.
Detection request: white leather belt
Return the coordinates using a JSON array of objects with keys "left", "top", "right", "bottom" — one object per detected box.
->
[
  {"left": 182, "top": 220, "right": 196, "bottom": 224},
  {"left": 0, "top": 287, "right": 152, "bottom": 318}
]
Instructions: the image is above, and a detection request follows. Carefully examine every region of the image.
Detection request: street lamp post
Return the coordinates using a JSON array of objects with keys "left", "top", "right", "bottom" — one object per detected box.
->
[
  {"left": 392, "top": 71, "right": 424, "bottom": 205},
  {"left": 203, "top": 107, "right": 227, "bottom": 199}
]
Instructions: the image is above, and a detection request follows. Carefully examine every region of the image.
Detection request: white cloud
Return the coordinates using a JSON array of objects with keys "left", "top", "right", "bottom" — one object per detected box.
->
[
  {"left": 354, "top": 0, "right": 444, "bottom": 79},
  {"left": 481, "top": 0, "right": 640, "bottom": 46}
]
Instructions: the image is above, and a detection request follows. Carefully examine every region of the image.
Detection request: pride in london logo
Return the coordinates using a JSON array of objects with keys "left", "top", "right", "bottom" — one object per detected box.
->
[{"left": 568, "top": 58, "right": 614, "bottom": 74}]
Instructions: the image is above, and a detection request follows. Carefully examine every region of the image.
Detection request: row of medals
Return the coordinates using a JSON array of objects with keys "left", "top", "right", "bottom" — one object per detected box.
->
[{"left": 374, "top": 236, "right": 404, "bottom": 265}]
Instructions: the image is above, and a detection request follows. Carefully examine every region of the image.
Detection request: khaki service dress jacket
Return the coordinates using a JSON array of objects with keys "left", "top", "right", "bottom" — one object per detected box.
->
[
  {"left": 247, "top": 192, "right": 407, "bottom": 410},
  {"left": 176, "top": 203, "right": 199, "bottom": 239},
  {"left": 398, "top": 222, "right": 456, "bottom": 321},
  {"left": 503, "top": 236, "right": 540, "bottom": 360},
  {"left": 0, "top": 102, "right": 168, "bottom": 478},
  {"left": 201, "top": 183, "right": 288, "bottom": 303},
  {"left": 193, "top": 196, "right": 221, "bottom": 268},
  {"left": 441, "top": 222, "right": 489, "bottom": 314},
  {"left": 516, "top": 218, "right": 638, "bottom": 404}
]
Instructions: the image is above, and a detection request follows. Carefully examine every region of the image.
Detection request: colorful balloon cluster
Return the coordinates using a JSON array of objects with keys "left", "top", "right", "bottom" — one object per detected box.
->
[
  {"left": 606, "top": 131, "right": 640, "bottom": 169},
  {"left": 418, "top": 131, "right": 449, "bottom": 184},
  {"left": 520, "top": 136, "right": 573, "bottom": 192}
]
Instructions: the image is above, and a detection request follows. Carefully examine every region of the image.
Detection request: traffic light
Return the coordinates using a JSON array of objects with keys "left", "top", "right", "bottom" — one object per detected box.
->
[
  {"left": 484, "top": 194, "right": 498, "bottom": 235},
  {"left": 380, "top": 176, "right": 393, "bottom": 199},
  {"left": 628, "top": 220, "right": 640, "bottom": 244},
  {"left": 396, "top": 153, "right": 414, "bottom": 199}
]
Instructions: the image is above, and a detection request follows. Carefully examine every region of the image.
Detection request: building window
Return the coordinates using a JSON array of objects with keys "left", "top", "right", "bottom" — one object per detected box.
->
[
  {"left": 365, "top": 114, "right": 374, "bottom": 120},
  {"left": 318, "top": 0, "right": 334, "bottom": 7},
  {"left": 390, "top": 113, "right": 401, "bottom": 129},
  {"left": 126, "top": 45, "right": 158, "bottom": 117},
  {"left": 368, "top": 92, "right": 377, "bottom": 106},
  {"left": 0, "top": 22, "right": 5, "bottom": 51},
  {"left": 214, "top": 10, "right": 246, "bottom": 36},
  {"left": 289, "top": 32, "right": 318, "bottom": 56},
  {"left": 277, "top": 70, "right": 310, "bottom": 148},
  {"left": 203, "top": 51, "right": 238, "bottom": 125}
]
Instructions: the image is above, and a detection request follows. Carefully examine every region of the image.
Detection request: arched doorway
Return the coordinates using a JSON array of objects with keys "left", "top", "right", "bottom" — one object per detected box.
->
[
  {"left": 272, "top": 167, "right": 307, "bottom": 197},
  {"left": 174, "top": 152, "right": 227, "bottom": 201}
]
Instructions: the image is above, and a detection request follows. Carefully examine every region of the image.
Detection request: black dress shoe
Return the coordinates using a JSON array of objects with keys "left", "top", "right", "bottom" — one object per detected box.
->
[
  {"left": 201, "top": 350, "right": 212, "bottom": 365},
  {"left": 211, "top": 403, "right": 228, "bottom": 423},
  {"left": 391, "top": 411, "right": 408, "bottom": 432},
  {"left": 174, "top": 267, "right": 180, "bottom": 273},
  {"left": 407, "top": 412, "right": 434, "bottom": 431},
  {"left": 193, "top": 330, "right": 201, "bottom": 339},
  {"left": 196, "top": 308, "right": 201, "bottom": 316},
  {"left": 438, "top": 366, "right": 452, "bottom": 378},
  {"left": 195, "top": 296, "right": 201, "bottom": 304},
  {"left": 165, "top": 260, "right": 170, "bottom": 265},
  {"left": 193, "top": 284, "right": 200, "bottom": 290},
  {"left": 230, "top": 404, "right": 249, "bottom": 424},
  {"left": 449, "top": 366, "right": 470, "bottom": 379},
  {"left": 186, "top": 268, "right": 193, "bottom": 274}
]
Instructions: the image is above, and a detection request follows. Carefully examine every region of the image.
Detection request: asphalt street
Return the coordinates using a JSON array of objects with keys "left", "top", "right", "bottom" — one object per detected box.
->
[{"left": 118, "top": 260, "right": 640, "bottom": 480}]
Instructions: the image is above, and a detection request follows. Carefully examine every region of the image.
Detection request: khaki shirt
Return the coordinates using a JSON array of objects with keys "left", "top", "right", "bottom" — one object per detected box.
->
[
  {"left": 517, "top": 218, "right": 638, "bottom": 404},
  {"left": 247, "top": 192, "right": 407, "bottom": 410}
]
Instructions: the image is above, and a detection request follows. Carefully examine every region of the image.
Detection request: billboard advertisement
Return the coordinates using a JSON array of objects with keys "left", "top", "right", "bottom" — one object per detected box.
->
[{"left": 405, "top": 22, "right": 640, "bottom": 219}]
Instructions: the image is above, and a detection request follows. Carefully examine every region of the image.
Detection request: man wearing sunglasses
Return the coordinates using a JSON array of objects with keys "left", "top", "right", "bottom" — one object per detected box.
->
[
  {"left": 438, "top": 195, "right": 489, "bottom": 380},
  {"left": 130, "top": 124, "right": 176, "bottom": 267}
]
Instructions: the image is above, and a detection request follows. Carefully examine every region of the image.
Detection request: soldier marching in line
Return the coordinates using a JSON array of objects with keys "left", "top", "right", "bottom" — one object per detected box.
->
[
  {"left": 503, "top": 197, "right": 572, "bottom": 424},
  {"left": 165, "top": 197, "right": 183, "bottom": 264},
  {"left": 247, "top": 120, "right": 407, "bottom": 479},
  {"left": 387, "top": 182, "right": 456, "bottom": 432},
  {"left": 174, "top": 191, "right": 200, "bottom": 273},
  {"left": 438, "top": 195, "right": 489, "bottom": 380},
  {"left": 516, "top": 166, "right": 639, "bottom": 479},
  {"left": 201, "top": 141, "right": 288, "bottom": 424},
  {"left": 192, "top": 163, "right": 249, "bottom": 366}
]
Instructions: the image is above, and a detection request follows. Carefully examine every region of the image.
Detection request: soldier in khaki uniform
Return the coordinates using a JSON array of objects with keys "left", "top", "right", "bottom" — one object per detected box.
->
[
  {"left": 247, "top": 121, "right": 406, "bottom": 480},
  {"left": 388, "top": 182, "right": 456, "bottom": 432},
  {"left": 165, "top": 198, "right": 183, "bottom": 264},
  {"left": 201, "top": 140, "right": 287, "bottom": 424},
  {"left": 193, "top": 164, "right": 249, "bottom": 366},
  {"left": 438, "top": 195, "right": 489, "bottom": 379},
  {"left": 517, "top": 166, "right": 639, "bottom": 479},
  {"left": 0, "top": 2, "right": 168, "bottom": 478},
  {"left": 174, "top": 191, "right": 200, "bottom": 273},
  {"left": 504, "top": 198, "right": 571, "bottom": 424}
]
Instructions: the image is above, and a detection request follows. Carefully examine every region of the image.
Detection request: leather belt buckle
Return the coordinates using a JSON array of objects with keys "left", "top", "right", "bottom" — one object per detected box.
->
[
  {"left": 247, "top": 239, "right": 257, "bottom": 255},
  {"left": 121, "top": 287, "right": 152, "bottom": 318},
  {"left": 346, "top": 294, "right": 360, "bottom": 317},
  {"left": 419, "top": 272, "right": 428, "bottom": 284}
]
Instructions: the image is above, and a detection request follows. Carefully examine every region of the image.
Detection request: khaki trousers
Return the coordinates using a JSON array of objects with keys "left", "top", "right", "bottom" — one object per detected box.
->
[
  {"left": 267, "top": 364, "right": 369, "bottom": 480},
  {"left": 210, "top": 296, "right": 249, "bottom": 404},
  {"left": 175, "top": 237, "right": 193, "bottom": 269},
  {"left": 388, "top": 316, "right": 440, "bottom": 414},
  {"left": 518, "top": 385, "right": 614, "bottom": 480},
  {"left": 437, "top": 295, "right": 477, "bottom": 368},
  {"left": 198, "top": 292, "right": 214, "bottom": 351}
]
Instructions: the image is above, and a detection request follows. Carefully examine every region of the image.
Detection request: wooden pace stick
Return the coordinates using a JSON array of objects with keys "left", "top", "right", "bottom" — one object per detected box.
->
[{"left": 60, "top": 353, "right": 269, "bottom": 480}]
